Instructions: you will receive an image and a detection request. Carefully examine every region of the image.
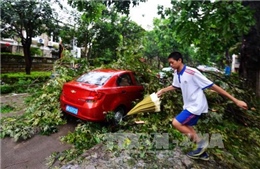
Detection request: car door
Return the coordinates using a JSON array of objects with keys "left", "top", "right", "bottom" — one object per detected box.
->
[{"left": 116, "top": 73, "right": 142, "bottom": 110}]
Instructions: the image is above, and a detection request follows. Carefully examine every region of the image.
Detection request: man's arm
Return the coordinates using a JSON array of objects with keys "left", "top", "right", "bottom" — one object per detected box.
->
[
  {"left": 156, "top": 85, "right": 176, "bottom": 97},
  {"left": 210, "top": 84, "right": 248, "bottom": 110}
]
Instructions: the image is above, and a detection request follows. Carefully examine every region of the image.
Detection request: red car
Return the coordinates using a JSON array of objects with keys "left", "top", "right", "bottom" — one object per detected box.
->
[{"left": 60, "top": 69, "right": 144, "bottom": 122}]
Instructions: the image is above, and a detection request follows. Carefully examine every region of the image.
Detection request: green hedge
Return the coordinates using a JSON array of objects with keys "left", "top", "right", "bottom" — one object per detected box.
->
[
  {"left": 0, "top": 71, "right": 51, "bottom": 94},
  {"left": 0, "top": 52, "right": 23, "bottom": 56},
  {"left": 1, "top": 71, "right": 51, "bottom": 84}
]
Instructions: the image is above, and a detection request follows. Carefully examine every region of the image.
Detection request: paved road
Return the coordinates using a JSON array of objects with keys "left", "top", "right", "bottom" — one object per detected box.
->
[
  {"left": 0, "top": 93, "right": 28, "bottom": 117},
  {"left": 0, "top": 93, "right": 77, "bottom": 169},
  {"left": 1, "top": 122, "right": 76, "bottom": 169}
]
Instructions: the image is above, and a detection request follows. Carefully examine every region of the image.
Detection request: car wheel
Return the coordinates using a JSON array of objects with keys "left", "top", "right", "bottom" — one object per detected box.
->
[{"left": 114, "top": 107, "right": 125, "bottom": 124}]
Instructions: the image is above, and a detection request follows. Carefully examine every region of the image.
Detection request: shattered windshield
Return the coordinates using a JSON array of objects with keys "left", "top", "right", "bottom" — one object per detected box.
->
[{"left": 76, "top": 71, "right": 113, "bottom": 86}]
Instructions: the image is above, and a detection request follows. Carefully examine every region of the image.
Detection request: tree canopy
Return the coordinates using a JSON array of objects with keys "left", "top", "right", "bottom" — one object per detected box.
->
[
  {"left": 68, "top": 0, "right": 147, "bottom": 15},
  {"left": 58, "top": 1, "right": 146, "bottom": 64},
  {"left": 156, "top": 0, "right": 260, "bottom": 94},
  {"left": 159, "top": 0, "right": 255, "bottom": 64}
]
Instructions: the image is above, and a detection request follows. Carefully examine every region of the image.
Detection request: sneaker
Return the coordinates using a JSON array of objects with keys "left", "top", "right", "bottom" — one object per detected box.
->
[
  {"left": 187, "top": 152, "right": 209, "bottom": 161},
  {"left": 187, "top": 139, "right": 209, "bottom": 156},
  {"left": 199, "top": 152, "right": 210, "bottom": 161},
  {"left": 198, "top": 139, "right": 209, "bottom": 147}
]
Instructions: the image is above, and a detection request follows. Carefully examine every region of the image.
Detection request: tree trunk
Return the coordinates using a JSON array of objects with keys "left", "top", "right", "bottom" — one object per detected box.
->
[
  {"left": 240, "top": 1, "right": 260, "bottom": 96},
  {"left": 23, "top": 40, "right": 32, "bottom": 75},
  {"left": 257, "top": 70, "right": 260, "bottom": 97},
  {"left": 87, "top": 45, "right": 92, "bottom": 61},
  {"left": 84, "top": 44, "right": 88, "bottom": 60},
  {"left": 225, "top": 49, "right": 230, "bottom": 63}
]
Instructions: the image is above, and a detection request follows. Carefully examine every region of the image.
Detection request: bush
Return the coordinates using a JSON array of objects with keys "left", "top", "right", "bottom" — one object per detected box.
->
[
  {"left": 0, "top": 85, "right": 14, "bottom": 94},
  {"left": 30, "top": 47, "right": 42, "bottom": 56},
  {"left": 0, "top": 105, "right": 15, "bottom": 114},
  {"left": 0, "top": 71, "right": 51, "bottom": 94}
]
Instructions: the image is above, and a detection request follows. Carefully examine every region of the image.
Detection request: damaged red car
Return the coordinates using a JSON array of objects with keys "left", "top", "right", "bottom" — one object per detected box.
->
[{"left": 60, "top": 69, "right": 144, "bottom": 122}]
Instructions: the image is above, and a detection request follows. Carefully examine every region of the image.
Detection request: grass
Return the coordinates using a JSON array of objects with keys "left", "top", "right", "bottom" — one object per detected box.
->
[{"left": 0, "top": 105, "right": 15, "bottom": 114}]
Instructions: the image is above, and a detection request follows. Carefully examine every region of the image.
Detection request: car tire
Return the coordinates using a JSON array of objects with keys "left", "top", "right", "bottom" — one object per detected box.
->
[{"left": 114, "top": 106, "right": 125, "bottom": 124}]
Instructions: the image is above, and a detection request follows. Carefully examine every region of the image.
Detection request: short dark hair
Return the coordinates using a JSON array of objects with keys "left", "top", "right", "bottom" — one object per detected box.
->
[{"left": 168, "top": 52, "right": 183, "bottom": 63}]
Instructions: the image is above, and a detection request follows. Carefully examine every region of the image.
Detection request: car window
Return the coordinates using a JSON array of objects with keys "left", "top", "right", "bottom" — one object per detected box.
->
[
  {"left": 133, "top": 74, "right": 142, "bottom": 85},
  {"left": 76, "top": 71, "right": 113, "bottom": 86},
  {"left": 117, "top": 73, "right": 133, "bottom": 86}
]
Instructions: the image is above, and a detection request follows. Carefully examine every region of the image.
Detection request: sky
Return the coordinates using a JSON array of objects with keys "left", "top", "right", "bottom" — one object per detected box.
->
[{"left": 129, "top": 0, "right": 172, "bottom": 30}]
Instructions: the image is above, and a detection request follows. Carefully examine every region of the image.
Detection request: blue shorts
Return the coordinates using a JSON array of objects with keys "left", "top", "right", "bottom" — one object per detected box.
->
[{"left": 175, "top": 109, "right": 200, "bottom": 126}]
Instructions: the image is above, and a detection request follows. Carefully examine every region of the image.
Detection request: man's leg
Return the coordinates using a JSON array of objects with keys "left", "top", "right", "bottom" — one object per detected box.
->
[
  {"left": 172, "top": 118, "right": 200, "bottom": 143},
  {"left": 173, "top": 110, "right": 208, "bottom": 156}
]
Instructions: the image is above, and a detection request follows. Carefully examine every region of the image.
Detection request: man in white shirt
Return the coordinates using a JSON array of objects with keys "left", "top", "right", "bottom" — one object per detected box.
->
[{"left": 157, "top": 52, "right": 248, "bottom": 160}]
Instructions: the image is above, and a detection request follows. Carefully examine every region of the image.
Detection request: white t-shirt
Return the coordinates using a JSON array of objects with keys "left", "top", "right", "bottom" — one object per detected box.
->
[{"left": 172, "top": 65, "right": 213, "bottom": 115}]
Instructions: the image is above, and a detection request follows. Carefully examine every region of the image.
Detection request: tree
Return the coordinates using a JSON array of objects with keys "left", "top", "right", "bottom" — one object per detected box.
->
[
  {"left": 88, "top": 9, "right": 121, "bottom": 62},
  {"left": 143, "top": 30, "right": 161, "bottom": 65},
  {"left": 74, "top": 2, "right": 105, "bottom": 60},
  {"left": 66, "top": 1, "right": 146, "bottom": 64},
  {"left": 159, "top": 0, "right": 260, "bottom": 95},
  {"left": 240, "top": 1, "right": 260, "bottom": 96},
  {"left": 89, "top": 11, "right": 145, "bottom": 63},
  {"left": 66, "top": 0, "right": 122, "bottom": 61},
  {"left": 143, "top": 18, "right": 193, "bottom": 68},
  {"left": 161, "top": 0, "right": 255, "bottom": 63},
  {"left": 1, "top": 0, "right": 56, "bottom": 74},
  {"left": 116, "top": 16, "right": 146, "bottom": 58}
]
